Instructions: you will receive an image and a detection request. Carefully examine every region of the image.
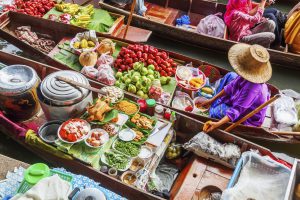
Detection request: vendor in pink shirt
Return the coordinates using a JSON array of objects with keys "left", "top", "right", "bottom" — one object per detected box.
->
[{"left": 224, "top": 0, "right": 275, "bottom": 48}]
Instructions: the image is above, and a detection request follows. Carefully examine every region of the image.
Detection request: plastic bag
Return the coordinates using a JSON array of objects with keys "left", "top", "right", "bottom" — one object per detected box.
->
[
  {"left": 96, "top": 53, "right": 114, "bottom": 67},
  {"left": 221, "top": 151, "right": 290, "bottom": 200},
  {"left": 81, "top": 66, "right": 98, "bottom": 79},
  {"left": 197, "top": 13, "right": 225, "bottom": 38},
  {"left": 273, "top": 94, "right": 298, "bottom": 125},
  {"left": 97, "top": 64, "right": 116, "bottom": 86},
  {"left": 183, "top": 132, "right": 241, "bottom": 166},
  {"left": 171, "top": 91, "right": 193, "bottom": 112}
]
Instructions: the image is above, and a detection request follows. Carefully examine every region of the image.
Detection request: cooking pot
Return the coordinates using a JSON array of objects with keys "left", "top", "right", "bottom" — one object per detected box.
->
[
  {"left": 37, "top": 70, "right": 92, "bottom": 121},
  {"left": 0, "top": 65, "right": 40, "bottom": 121}
]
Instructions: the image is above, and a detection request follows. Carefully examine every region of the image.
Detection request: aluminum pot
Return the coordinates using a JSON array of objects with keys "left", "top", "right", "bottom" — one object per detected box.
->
[
  {"left": 0, "top": 65, "right": 40, "bottom": 121},
  {"left": 37, "top": 70, "right": 92, "bottom": 121}
]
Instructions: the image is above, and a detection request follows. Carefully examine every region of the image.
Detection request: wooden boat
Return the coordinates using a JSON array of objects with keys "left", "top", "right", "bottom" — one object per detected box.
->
[
  {"left": 0, "top": 51, "right": 291, "bottom": 199},
  {"left": 0, "top": 11, "right": 298, "bottom": 145},
  {"left": 98, "top": 0, "right": 300, "bottom": 69}
]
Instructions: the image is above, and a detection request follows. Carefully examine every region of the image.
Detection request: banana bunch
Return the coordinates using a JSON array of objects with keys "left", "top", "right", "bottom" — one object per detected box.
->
[
  {"left": 63, "top": 4, "right": 80, "bottom": 16},
  {"left": 55, "top": 3, "right": 69, "bottom": 12},
  {"left": 72, "top": 5, "right": 95, "bottom": 28},
  {"left": 79, "top": 4, "right": 94, "bottom": 15}
]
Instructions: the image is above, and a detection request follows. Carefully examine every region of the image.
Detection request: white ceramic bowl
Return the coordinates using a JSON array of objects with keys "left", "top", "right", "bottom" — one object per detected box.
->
[{"left": 57, "top": 119, "right": 90, "bottom": 144}]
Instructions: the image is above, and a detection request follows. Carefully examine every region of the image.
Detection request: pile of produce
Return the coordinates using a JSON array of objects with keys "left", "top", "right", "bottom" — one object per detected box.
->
[
  {"left": 104, "top": 151, "right": 130, "bottom": 170},
  {"left": 115, "top": 62, "right": 172, "bottom": 99},
  {"left": 114, "top": 140, "right": 140, "bottom": 157},
  {"left": 55, "top": 3, "right": 94, "bottom": 28},
  {"left": 73, "top": 39, "right": 96, "bottom": 49},
  {"left": 15, "top": 26, "right": 56, "bottom": 54},
  {"left": 59, "top": 119, "right": 90, "bottom": 143},
  {"left": 114, "top": 44, "right": 177, "bottom": 77},
  {"left": 3, "top": 0, "right": 55, "bottom": 17}
]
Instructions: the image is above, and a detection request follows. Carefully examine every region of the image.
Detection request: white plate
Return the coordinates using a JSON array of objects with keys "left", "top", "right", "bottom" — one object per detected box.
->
[
  {"left": 118, "top": 128, "right": 136, "bottom": 142},
  {"left": 138, "top": 146, "right": 153, "bottom": 159},
  {"left": 85, "top": 128, "right": 110, "bottom": 148},
  {"left": 57, "top": 119, "right": 90, "bottom": 144},
  {"left": 115, "top": 113, "right": 129, "bottom": 127}
]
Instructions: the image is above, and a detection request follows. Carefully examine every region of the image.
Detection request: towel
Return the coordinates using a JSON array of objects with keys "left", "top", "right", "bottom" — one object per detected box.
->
[{"left": 11, "top": 175, "right": 71, "bottom": 200}]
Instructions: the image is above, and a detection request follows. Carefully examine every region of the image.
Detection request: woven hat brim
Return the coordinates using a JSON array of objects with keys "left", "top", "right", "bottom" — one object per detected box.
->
[{"left": 228, "top": 43, "right": 272, "bottom": 84}]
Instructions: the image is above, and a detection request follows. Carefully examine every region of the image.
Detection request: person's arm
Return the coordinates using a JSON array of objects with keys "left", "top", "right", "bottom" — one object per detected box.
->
[
  {"left": 235, "top": 4, "right": 264, "bottom": 25},
  {"left": 203, "top": 85, "right": 261, "bottom": 133}
]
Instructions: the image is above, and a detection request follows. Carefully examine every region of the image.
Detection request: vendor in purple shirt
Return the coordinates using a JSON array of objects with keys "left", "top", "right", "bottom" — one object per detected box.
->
[{"left": 201, "top": 43, "right": 272, "bottom": 133}]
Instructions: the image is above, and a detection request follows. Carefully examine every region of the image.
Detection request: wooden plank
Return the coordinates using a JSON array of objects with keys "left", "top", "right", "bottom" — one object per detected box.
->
[
  {"left": 117, "top": 25, "right": 152, "bottom": 43},
  {"left": 0, "top": 154, "right": 29, "bottom": 180}
]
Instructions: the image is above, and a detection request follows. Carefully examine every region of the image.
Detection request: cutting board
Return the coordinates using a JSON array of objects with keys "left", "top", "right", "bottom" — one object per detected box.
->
[{"left": 146, "top": 120, "right": 171, "bottom": 147}]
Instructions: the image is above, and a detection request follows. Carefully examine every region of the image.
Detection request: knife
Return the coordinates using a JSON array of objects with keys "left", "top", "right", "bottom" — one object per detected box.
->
[{"left": 149, "top": 122, "right": 169, "bottom": 137}]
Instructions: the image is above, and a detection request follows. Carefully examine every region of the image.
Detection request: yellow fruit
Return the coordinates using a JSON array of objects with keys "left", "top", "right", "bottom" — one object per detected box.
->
[
  {"left": 73, "top": 42, "right": 80, "bottom": 49},
  {"left": 201, "top": 87, "right": 213, "bottom": 95},
  {"left": 87, "top": 41, "right": 95, "bottom": 47},
  {"left": 80, "top": 39, "right": 88, "bottom": 49}
]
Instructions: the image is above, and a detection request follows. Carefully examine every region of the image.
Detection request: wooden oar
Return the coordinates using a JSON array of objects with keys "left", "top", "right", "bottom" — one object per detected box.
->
[
  {"left": 272, "top": 131, "right": 300, "bottom": 136},
  {"left": 225, "top": 94, "right": 281, "bottom": 132},
  {"left": 56, "top": 76, "right": 107, "bottom": 95},
  {"left": 123, "top": 0, "right": 137, "bottom": 39}
]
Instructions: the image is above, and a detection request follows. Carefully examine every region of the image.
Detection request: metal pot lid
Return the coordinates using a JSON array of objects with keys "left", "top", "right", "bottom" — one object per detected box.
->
[
  {"left": 40, "top": 70, "right": 90, "bottom": 105},
  {"left": 0, "top": 65, "right": 38, "bottom": 95},
  {"left": 76, "top": 188, "right": 106, "bottom": 200}
]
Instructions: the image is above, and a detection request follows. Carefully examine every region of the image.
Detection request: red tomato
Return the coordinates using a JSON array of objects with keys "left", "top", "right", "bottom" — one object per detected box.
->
[
  {"left": 67, "top": 134, "right": 77, "bottom": 142},
  {"left": 167, "top": 71, "right": 173, "bottom": 76},
  {"left": 60, "top": 130, "right": 67, "bottom": 139}
]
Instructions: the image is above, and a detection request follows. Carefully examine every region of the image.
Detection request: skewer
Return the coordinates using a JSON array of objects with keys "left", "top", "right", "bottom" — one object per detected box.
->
[
  {"left": 123, "top": 0, "right": 137, "bottom": 39},
  {"left": 225, "top": 94, "right": 281, "bottom": 132},
  {"left": 56, "top": 76, "right": 107, "bottom": 95}
]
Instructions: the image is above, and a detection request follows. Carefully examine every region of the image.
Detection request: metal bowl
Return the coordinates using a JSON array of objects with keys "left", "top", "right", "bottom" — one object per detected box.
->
[{"left": 38, "top": 120, "right": 63, "bottom": 144}]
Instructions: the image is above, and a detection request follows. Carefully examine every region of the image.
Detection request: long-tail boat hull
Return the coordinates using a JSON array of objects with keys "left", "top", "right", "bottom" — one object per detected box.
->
[
  {"left": 0, "top": 51, "right": 290, "bottom": 199},
  {"left": 98, "top": 0, "right": 300, "bottom": 69},
  {"left": 0, "top": 11, "right": 297, "bottom": 144}
]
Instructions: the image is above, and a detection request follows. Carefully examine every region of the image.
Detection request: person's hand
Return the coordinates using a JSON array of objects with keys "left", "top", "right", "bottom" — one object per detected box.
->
[
  {"left": 198, "top": 99, "right": 213, "bottom": 108},
  {"left": 203, "top": 121, "right": 220, "bottom": 133}
]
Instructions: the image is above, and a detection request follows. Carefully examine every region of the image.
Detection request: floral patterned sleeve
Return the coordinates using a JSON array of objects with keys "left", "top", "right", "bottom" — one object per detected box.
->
[{"left": 233, "top": 7, "right": 263, "bottom": 26}]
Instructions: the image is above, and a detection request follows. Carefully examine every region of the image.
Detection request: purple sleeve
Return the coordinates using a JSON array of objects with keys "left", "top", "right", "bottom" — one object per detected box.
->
[
  {"left": 226, "top": 84, "right": 261, "bottom": 122},
  {"left": 234, "top": 8, "right": 263, "bottom": 26},
  {"left": 223, "top": 77, "right": 239, "bottom": 96}
]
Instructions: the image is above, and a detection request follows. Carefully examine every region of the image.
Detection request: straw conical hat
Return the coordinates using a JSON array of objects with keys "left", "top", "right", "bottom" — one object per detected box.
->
[{"left": 228, "top": 43, "right": 272, "bottom": 83}]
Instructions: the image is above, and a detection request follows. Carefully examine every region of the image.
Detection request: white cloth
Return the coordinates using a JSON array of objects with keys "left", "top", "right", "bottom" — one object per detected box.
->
[{"left": 11, "top": 175, "right": 71, "bottom": 200}]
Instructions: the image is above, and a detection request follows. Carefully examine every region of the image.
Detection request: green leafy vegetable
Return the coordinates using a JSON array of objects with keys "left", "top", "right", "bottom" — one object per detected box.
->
[
  {"left": 105, "top": 152, "right": 129, "bottom": 170},
  {"left": 114, "top": 140, "right": 140, "bottom": 157}
]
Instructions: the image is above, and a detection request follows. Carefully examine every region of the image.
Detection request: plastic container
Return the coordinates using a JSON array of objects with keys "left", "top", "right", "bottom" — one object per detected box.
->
[
  {"left": 154, "top": 105, "right": 164, "bottom": 118},
  {"left": 146, "top": 99, "right": 156, "bottom": 116},
  {"left": 137, "top": 99, "right": 147, "bottom": 113}
]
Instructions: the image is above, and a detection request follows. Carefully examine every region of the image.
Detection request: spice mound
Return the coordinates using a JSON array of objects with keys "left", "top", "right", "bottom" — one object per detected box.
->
[{"left": 114, "top": 100, "right": 138, "bottom": 115}]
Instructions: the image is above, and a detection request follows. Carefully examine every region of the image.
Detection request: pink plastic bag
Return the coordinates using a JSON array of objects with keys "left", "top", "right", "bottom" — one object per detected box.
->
[
  {"left": 196, "top": 13, "right": 225, "bottom": 38},
  {"left": 97, "top": 64, "right": 116, "bottom": 85},
  {"left": 96, "top": 53, "right": 114, "bottom": 67},
  {"left": 81, "top": 66, "right": 98, "bottom": 79}
]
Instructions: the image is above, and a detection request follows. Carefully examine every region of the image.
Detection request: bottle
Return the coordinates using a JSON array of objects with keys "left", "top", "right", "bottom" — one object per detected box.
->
[
  {"left": 146, "top": 99, "right": 156, "bottom": 116},
  {"left": 154, "top": 105, "right": 164, "bottom": 118}
]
